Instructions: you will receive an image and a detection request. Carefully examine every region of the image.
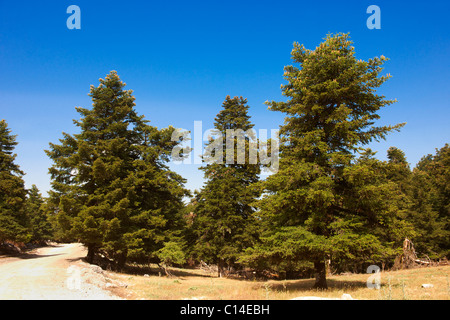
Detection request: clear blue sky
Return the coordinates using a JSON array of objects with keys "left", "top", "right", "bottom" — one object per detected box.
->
[{"left": 1, "top": 0, "right": 449, "bottom": 195}]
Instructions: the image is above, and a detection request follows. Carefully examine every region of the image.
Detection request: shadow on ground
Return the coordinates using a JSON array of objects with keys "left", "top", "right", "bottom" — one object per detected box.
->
[
  {"left": 123, "top": 264, "right": 214, "bottom": 279},
  {"left": 269, "top": 278, "right": 368, "bottom": 292},
  {"left": 0, "top": 243, "right": 64, "bottom": 260},
  {"left": 117, "top": 263, "right": 368, "bottom": 291}
]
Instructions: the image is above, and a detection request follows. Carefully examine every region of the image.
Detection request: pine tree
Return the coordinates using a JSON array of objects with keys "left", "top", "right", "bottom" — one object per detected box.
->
[
  {"left": 0, "top": 120, "right": 29, "bottom": 243},
  {"left": 383, "top": 146, "right": 449, "bottom": 260},
  {"left": 409, "top": 144, "right": 449, "bottom": 258},
  {"left": 340, "top": 149, "right": 414, "bottom": 270},
  {"left": 46, "top": 71, "right": 189, "bottom": 268},
  {"left": 425, "top": 144, "right": 450, "bottom": 226},
  {"left": 245, "top": 33, "right": 406, "bottom": 288},
  {"left": 25, "top": 185, "right": 53, "bottom": 243},
  {"left": 386, "top": 147, "right": 411, "bottom": 191},
  {"left": 191, "top": 96, "right": 261, "bottom": 277}
]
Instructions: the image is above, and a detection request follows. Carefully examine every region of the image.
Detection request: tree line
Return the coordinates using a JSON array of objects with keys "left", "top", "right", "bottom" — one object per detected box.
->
[{"left": 0, "top": 33, "right": 448, "bottom": 288}]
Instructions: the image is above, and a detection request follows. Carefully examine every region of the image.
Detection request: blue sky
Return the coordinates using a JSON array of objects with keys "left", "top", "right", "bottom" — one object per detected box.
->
[{"left": 0, "top": 0, "right": 449, "bottom": 195}]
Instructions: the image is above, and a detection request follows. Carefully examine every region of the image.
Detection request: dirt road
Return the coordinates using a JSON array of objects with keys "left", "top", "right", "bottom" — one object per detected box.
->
[{"left": 0, "top": 243, "right": 120, "bottom": 300}]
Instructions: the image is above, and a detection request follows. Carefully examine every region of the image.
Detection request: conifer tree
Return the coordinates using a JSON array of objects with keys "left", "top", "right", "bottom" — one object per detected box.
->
[
  {"left": 191, "top": 96, "right": 261, "bottom": 277},
  {"left": 0, "top": 120, "right": 29, "bottom": 243},
  {"left": 409, "top": 144, "right": 449, "bottom": 258},
  {"left": 382, "top": 146, "right": 449, "bottom": 259},
  {"left": 244, "top": 33, "right": 406, "bottom": 288},
  {"left": 26, "top": 185, "right": 53, "bottom": 242},
  {"left": 46, "top": 71, "right": 189, "bottom": 268},
  {"left": 386, "top": 147, "right": 411, "bottom": 191}
]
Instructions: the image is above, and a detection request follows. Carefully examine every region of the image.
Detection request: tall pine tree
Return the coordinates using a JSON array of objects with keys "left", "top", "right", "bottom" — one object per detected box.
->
[
  {"left": 191, "top": 96, "right": 261, "bottom": 277},
  {"left": 0, "top": 120, "right": 29, "bottom": 243},
  {"left": 409, "top": 144, "right": 449, "bottom": 259},
  {"left": 46, "top": 71, "right": 189, "bottom": 268},
  {"left": 26, "top": 185, "right": 53, "bottom": 243},
  {"left": 244, "top": 33, "right": 406, "bottom": 288}
]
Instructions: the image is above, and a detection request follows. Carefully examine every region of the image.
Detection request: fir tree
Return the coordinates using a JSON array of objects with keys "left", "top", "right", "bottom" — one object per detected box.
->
[
  {"left": 386, "top": 147, "right": 411, "bottom": 192},
  {"left": 409, "top": 144, "right": 449, "bottom": 258},
  {"left": 46, "top": 71, "right": 189, "bottom": 268},
  {"left": 0, "top": 120, "right": 29, "bottom": 243},
  {"left": 26, "top": 185, "right": 53, "bottom": 242},
  {"left": 191, "top": 96, "right": 261, "bottom": 277},
  {"left": 383, "top": 146, "right": 448, "bottom": 259},
  {"left": 245, "top": 33, "right": 406, "bottom": 288}
]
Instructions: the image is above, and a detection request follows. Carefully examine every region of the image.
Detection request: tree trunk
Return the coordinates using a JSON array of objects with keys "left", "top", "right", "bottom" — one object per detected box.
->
[
  {"left": 86, "top": 243, "right": 96, "bottom": 264},
  {"left": 218, "top": 259, "right": 224, "bottom": 278},
  {"left": 116, "top": 251, "right": 127, "bottom": 271},
  {"left": 157, "top": 263, "right": 173, "bottom": 277},
  {"left": 313, "top": 260, "right": 328, "bottom": 289}
]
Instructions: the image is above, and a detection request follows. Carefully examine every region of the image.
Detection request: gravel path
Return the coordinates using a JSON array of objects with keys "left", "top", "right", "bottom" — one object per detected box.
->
[{"left": 0, "top": 243, "right": 121, "bottom": 300}]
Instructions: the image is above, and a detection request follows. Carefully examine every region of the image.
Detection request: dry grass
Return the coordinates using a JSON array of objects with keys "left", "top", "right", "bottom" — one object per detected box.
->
[{"left": 107, "top": 265, "right": 450, "bottom": 300}]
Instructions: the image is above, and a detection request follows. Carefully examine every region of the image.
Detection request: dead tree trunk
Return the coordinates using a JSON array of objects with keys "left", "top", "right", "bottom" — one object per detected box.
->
[
  {"left": 158, "top": 263, "right": 173, "bottom": 277},
  {"left": 394, "top": 238, "right": 421, "bottom": 270}
]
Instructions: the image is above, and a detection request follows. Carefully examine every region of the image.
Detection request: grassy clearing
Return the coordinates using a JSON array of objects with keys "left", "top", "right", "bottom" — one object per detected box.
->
[{"left": 107, "top": 265, "right": 450, "bottom": 300}]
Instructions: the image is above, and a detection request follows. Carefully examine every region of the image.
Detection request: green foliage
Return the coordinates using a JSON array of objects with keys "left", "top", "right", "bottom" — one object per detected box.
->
[
  {"left": 244, "top": 33, "right": 407, "bottom": 286},
  {"left": 408, "top": 144, "right": 450, "bottom": 259},
  {"left": 190, "top": 96, "right": 261, "bottom": 275},
  {"left": 46, "top": 71, "right": 189, "bottom": 267},
  {"left": 381, "top": 145, "right": 448, "bottom": 259},
  {"left": 25, "top": 185, "right": 53, "bottom": 242},
  {"left": 239, "top": 226, "right": 328, "bottom": 272},
  {"left": 0, "top": 120, "right": 30, "bottom": 243},
  {"left": 157, "top": 241, "right": 186, "bottom": 267},
  {"left": 1, "top": 35, "right": 446, "bottom": 280}
]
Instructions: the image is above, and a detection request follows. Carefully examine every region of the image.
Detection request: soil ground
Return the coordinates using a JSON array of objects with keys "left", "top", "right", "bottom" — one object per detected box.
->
[
  {"left": 1, "top": 243, "right": 448, "bottom": 300},
  {"left": 0, "top": 243, "right": 120, "bottom": 300}
]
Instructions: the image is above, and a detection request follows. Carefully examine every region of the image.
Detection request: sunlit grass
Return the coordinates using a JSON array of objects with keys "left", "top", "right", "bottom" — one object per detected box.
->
[{"left": 108, "top": 265, "right": 450, "bottom": 300}]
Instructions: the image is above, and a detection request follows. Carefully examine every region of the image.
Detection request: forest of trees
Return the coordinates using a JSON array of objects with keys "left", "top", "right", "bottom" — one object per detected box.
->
[{"left": 0, "top": 33, "right": 448, "bottom": 289}]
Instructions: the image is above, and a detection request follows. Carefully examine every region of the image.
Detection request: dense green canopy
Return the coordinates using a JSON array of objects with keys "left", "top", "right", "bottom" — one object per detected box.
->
[
  {"left": 46, "top": 71, "right": 189, "bottom": 268},
  {"left": 241, "top": 33, "right": 408, "bottom": 288},
  {"left": 1, "top": 35, "right": 447, "bottom": 284},
  {"left": 0, "top": 120, "right": 29, "bottom": 243},
  {"left": 189, "top": 96, "right": 261, "bottom": 277}
]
